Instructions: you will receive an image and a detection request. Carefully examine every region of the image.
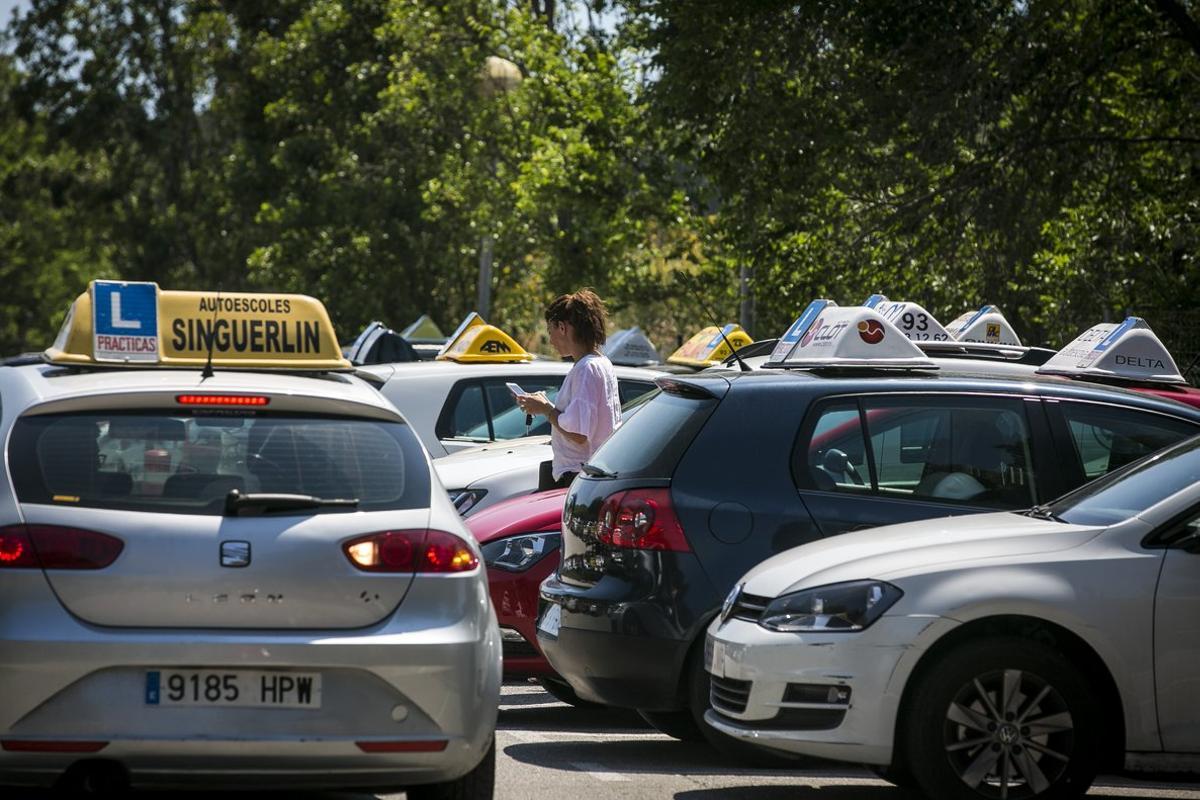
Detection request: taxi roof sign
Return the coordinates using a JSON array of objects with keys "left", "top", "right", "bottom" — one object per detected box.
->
[
  {"left": 769, "top": 299, "right": 837, "bottom": 363},
  {"left": 604, "top": 327, "right": 661, "bottom": 367},
  {"left": 1036, "top": 317, "right": 1186, "bottom": 384},
  {"left": 45, "top": 281, "right": 352, "bottom": 370},
  {"left": 666, "top": 324, "right": 753, "bottom": 368},
  {"left": 436, "top": 312, "right": 533, "bottom": 364},
  {"left": 775, "top": 306, "right": 937, "bottom": 370},
  {"left": 863, "top": 294, "right": 955, "bottom": 346},
  {"left": 944, "top": 305, "right": 1023, "bottom": 347},
  {"left": 399, "top": 314, "right": 446, "bottom": 343}
]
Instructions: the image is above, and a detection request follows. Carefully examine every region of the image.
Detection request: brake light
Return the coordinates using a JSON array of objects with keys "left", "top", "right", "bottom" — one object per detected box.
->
[
  {"left": 343, "top": 530, "right": 479, "bottom": 573},
  {"left": 1, "top": 740, "right": 108, "bottom": 753},
  {"left": 355, "top": 739, "right": 448, "bottom": 753},
  {"left": 176, "top": 394, "right": 270, "bottom": 406},
  {"left": 0, "top": 526, "right": 38, "bottom": 567},
  {"left": 596, "top": 488, "right": 690, "bottom": 552},
  {"left": 0, "top": 525, "right": 123, "bottom": 569}
]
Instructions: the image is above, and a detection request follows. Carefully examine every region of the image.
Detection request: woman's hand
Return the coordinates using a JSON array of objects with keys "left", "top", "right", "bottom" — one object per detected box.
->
[{"left": 516, "top": 391, "right": 554, "bottom": 417}]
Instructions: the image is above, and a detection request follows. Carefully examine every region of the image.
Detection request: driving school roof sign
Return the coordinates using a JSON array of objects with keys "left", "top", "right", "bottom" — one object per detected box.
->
[
  {"left": 1036, "top": 317, "right": 1186, "bottom": 384},
  {"left": 436, "top": 312, "right": 533, "bottom": 363},
  {"left": 45, "top": 281, "right": 352, "bottom": 370},
  {"left": 775, "top": 306, "right": 937, "bottom": 369},
  {"left": 666, "top": 324, "right": 753, "bottom": 368}
]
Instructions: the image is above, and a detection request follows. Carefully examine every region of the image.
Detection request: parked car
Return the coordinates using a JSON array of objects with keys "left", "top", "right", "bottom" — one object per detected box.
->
[
  {"left": 0, "top": 282, "right": 500, "bottom": 797},
  {"left": 535, "top": 304, "right": 1200, "bottom": 753},
  {"left": 706, "top": 431, "right": 1200, "bottom": 799}
]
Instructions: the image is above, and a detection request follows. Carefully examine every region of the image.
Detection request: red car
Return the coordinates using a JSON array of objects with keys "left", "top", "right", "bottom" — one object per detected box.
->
[{"left": 467, "top": 487, "right": 584, "bottom": 703}]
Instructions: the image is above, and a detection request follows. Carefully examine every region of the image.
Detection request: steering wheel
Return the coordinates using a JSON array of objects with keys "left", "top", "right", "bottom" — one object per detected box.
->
[{"left": 822, "top": 448, "right": 865, "bottom": 485}]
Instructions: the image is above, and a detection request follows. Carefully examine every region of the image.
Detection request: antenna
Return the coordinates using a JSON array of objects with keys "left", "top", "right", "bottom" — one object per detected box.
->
[
  {"left": 679, "top": 272, "right": 752, "bottom": 372},
  {"left": 200, "top": 289, "right": 220, "bottom": 380}
]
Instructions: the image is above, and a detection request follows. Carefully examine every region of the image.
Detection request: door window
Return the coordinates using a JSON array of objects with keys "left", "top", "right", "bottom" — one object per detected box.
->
[
  {"left": 1059, "top": 403, "right": 1197, "bottom": 480},
  {"left": 795, "top": 395, "right": 1036, "bottom": 509}
]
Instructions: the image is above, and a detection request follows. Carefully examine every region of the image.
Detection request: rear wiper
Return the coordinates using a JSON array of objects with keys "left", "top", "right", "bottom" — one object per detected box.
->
[
  {"left": 1024, "top": 504, "right": 1065, "bottom": 523},
  {"left": 581, "top": 462, "right": 618, "bottom": 478},
  {"left": 224, "top": 490, "right": 359, "bottom": 516}
]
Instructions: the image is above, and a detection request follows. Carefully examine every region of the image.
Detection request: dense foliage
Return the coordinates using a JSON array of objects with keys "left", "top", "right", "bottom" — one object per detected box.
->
[{"left": 2, "top": 0, "right": 1198, "bottom": 368}]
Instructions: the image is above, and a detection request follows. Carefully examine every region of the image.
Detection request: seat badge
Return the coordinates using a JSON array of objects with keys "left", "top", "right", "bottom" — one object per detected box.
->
[{"left": 220, "top": 540, "right": 251, "bottom": 568}]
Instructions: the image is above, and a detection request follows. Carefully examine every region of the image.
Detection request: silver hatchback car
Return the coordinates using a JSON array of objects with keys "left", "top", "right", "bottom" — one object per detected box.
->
[{"left": 0, "top": 282, "right": 500, "bottom": 796}]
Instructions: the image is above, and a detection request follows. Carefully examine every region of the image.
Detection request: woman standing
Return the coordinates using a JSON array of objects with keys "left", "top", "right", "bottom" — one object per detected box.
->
[{"left": 516, "top": 289, "right": 620, "bottom": 488}]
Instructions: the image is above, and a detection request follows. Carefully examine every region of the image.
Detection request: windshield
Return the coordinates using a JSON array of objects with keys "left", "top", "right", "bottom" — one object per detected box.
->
[
  {"left": 10, "top": 411, "right": 431, "bottom": 515},
  {"left": 1045, "top": 434, "right": 1200, "bottom": 526}
]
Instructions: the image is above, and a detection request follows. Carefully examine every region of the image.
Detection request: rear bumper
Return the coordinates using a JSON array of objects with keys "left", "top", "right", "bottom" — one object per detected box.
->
[{"left": 0, "top": 571, "right": 501, "bottom": 789}]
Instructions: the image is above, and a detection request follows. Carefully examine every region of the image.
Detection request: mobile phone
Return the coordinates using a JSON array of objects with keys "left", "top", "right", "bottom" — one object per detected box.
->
[{"left": 506, "top": 382, "right": 527, "bottom": 398}]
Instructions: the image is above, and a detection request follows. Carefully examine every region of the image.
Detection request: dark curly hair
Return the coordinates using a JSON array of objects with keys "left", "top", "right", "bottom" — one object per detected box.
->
[{"left": 545, "top": 288, "right": 608, "bottom": 352}]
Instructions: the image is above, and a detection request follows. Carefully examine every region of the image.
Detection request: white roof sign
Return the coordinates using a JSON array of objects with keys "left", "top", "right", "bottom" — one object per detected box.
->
[
  {"left": 779, "top": 306, "right": 937, "bottom": 369},
  {"left": 769, "top": 299, "right": 836, "bottom": 363},
  {"left": 863, "top": 294, "right": 954, "bottom": 345},
  {"left": 1036, "top": 317, "right": 1185, "bottom": 384},
  {"left": 604, "top": 327, "right": 661, "bottom": 366},
  {"left": 944, "top": 305, "right": 1022, "bottom": 347}
]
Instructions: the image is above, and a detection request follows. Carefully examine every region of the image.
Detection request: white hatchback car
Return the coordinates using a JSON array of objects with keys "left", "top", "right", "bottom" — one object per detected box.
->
[
  {"left": 707, "top": 433, "right": 1200, "bottom": 799},
  {"left": 0, "top": 282, "right": 500, "bottom": 796}
]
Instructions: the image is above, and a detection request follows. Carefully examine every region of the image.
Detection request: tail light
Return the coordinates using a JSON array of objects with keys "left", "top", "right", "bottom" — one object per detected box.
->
[
  {"left": 343, "top": 530, "right": 479, "bottom": 573},
  {"left": 596, "top": 488, "right": 690, "bottom": 552},
  {"left": 0, "top": 525, "right": 124, "bottom": 569}
]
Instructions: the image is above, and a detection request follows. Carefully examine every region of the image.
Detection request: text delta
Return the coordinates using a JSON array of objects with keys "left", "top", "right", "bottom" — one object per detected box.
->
[{"left": 171, "top": 317, "right": 322, "bottom": 355}]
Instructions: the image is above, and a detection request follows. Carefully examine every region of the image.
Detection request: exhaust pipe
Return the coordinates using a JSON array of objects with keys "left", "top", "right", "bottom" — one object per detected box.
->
[{"left": 56, "top": 759, "right": 129, "bottom": 796}]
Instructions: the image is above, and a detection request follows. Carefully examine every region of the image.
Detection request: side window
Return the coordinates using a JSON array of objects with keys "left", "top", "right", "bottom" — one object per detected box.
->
[
  {"left": 863, "top": 397, "right": 1034, "bottom": 509},
  {"left": 1059, "top": 403, "right": 1197, "bottom": 480},
  {"left": 795, "top": 400, "right": 872, "bottom": 493},
  {"left": 618, "top": 380, "right": 657, "bottom": 406},
  {"left": 447, "top": 384, "right": 488, "bottom": 439},
  {"left": 481, "top": 379, "right": 562, "bottom": 440}
]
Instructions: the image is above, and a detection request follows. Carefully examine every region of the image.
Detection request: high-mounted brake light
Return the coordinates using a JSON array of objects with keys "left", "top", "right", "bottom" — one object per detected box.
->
[
  {"left": 597, "top": 489, "right": 690, "bottom": 552},
  {"left": 0, "top": 525, "right": 123, "bottom": 569},
  {"left": 176, "top": 394, "right": 270, "bottom": 406},
  {"left": 343, "top": 530, "right": 479, "bottom": 573}
]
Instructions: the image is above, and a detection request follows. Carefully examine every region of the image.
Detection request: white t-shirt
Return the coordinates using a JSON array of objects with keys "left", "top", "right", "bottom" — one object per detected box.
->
[{"left": 551, "top": 353, "right": 620, "bottom": 479}]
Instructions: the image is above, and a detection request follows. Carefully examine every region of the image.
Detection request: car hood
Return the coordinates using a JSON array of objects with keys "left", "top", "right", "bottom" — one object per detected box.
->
[
  {"left": 741, "top": 512, "right": 1105, "bottom": 598},
  {"left": 433, "top": 436, "right": 552, "bottom": 488},
  {"left": 466, "top": 488, "right": 568, "bottom": 543}
]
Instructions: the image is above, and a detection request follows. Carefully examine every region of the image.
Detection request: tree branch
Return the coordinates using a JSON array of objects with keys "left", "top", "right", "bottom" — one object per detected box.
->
[{"left": 1152, "top": 0, "right": 1200, "bottom": 60}]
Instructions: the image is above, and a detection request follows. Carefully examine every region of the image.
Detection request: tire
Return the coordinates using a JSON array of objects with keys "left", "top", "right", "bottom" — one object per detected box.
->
[
  {"left": 406, "top": 738, "right": 495, "bottom": 800},
  {"left": 904, "top": 636, "right": 1101, "bottom": 800},
  {"left": 539, "top": 676, "right": 603, "bottom": 708},
  {"left": 637, "top": 707, "right": 707, "bottom": 741}
]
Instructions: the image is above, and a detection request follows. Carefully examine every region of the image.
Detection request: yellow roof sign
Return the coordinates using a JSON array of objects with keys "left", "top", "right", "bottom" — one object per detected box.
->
[
  {"left": 436, "top": 312, "right": 533, "bottom": 364},
  {"left": 45, "top": 280, "right": 352, "bottom": 370},
  {"left": 667, "top": 324, "right": 754, "bottom": 368}
]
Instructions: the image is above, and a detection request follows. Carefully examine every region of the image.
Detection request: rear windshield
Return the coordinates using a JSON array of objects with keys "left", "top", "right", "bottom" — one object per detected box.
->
[
  {"left": 10, "top": 411, "right": 431, "bottom": 515},
  {"left": 587, "top": 390, "right": 717, "bottom": 479}
]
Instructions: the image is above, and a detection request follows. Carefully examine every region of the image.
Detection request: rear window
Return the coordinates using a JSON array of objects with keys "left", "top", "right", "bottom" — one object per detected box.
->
[
  {"left": 10, "top": 411, "right": 431, "bottom": 515},
  {"left": 587, "top": 390, "right": 717, "bottom": 479}
]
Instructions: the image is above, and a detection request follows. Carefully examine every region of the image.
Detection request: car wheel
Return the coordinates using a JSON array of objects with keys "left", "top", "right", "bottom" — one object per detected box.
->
[
  {"left": 539, "top": 676, "right": 603, "bottom": 708},
  {"left": 637, "top": 707, "right": 706, "bottom": 741},
  {"left": 905, "top": 637, "right": 1101, "bottom": 800},
  {"left": 406, "top": 737, "right": 495, "bottom": 800}
]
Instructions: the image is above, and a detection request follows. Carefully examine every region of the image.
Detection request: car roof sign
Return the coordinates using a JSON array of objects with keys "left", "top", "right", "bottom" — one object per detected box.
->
[
  {"left": 45, "top": 280, "right": 352, "bottom": 370},
  {"left": 667, "top": 324, "right": 754, "bottom": 367},
  {"left": 862, "top": 294, "right": 955, "bottom": 346},
  {"left": 1036, "top": 317, "right": 1186, "bottom": 384},
  {"left": 777, "top": 306, "right": 938, "bottom": 369},
  {"left": 436, "top": 312, "right": 533, "bottom": 363},
  {"left": 604, "top": 327, "right": 661, "bottom": 366},
  {"left": 768, "top": 299, "right": 837, "bottom": 364},
  {"left": 400, "top": 314, "right": 446, "bottom": 343},
  {"left": 944, "top": 305, "right": 1023, "bottom": 347}
]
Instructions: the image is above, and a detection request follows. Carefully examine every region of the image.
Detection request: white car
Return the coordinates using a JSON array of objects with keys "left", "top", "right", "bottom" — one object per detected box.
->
[
  {"left": 434, "top": 388, "right": 662, "bottom": 516},
  {"left": 360, "top": 315, "right": 662, "bottom": 459},
  {"left": 706, "top": 434, "right": 1200, "bottom": 799}
]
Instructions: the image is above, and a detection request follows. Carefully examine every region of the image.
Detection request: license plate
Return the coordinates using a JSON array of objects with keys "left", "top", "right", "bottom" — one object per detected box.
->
[
  {"left": 145, "top": 670, "right": 322, "bottom": 709},
  {"left": 537, "top": 604, "right": 562, "bottom": 638}
]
